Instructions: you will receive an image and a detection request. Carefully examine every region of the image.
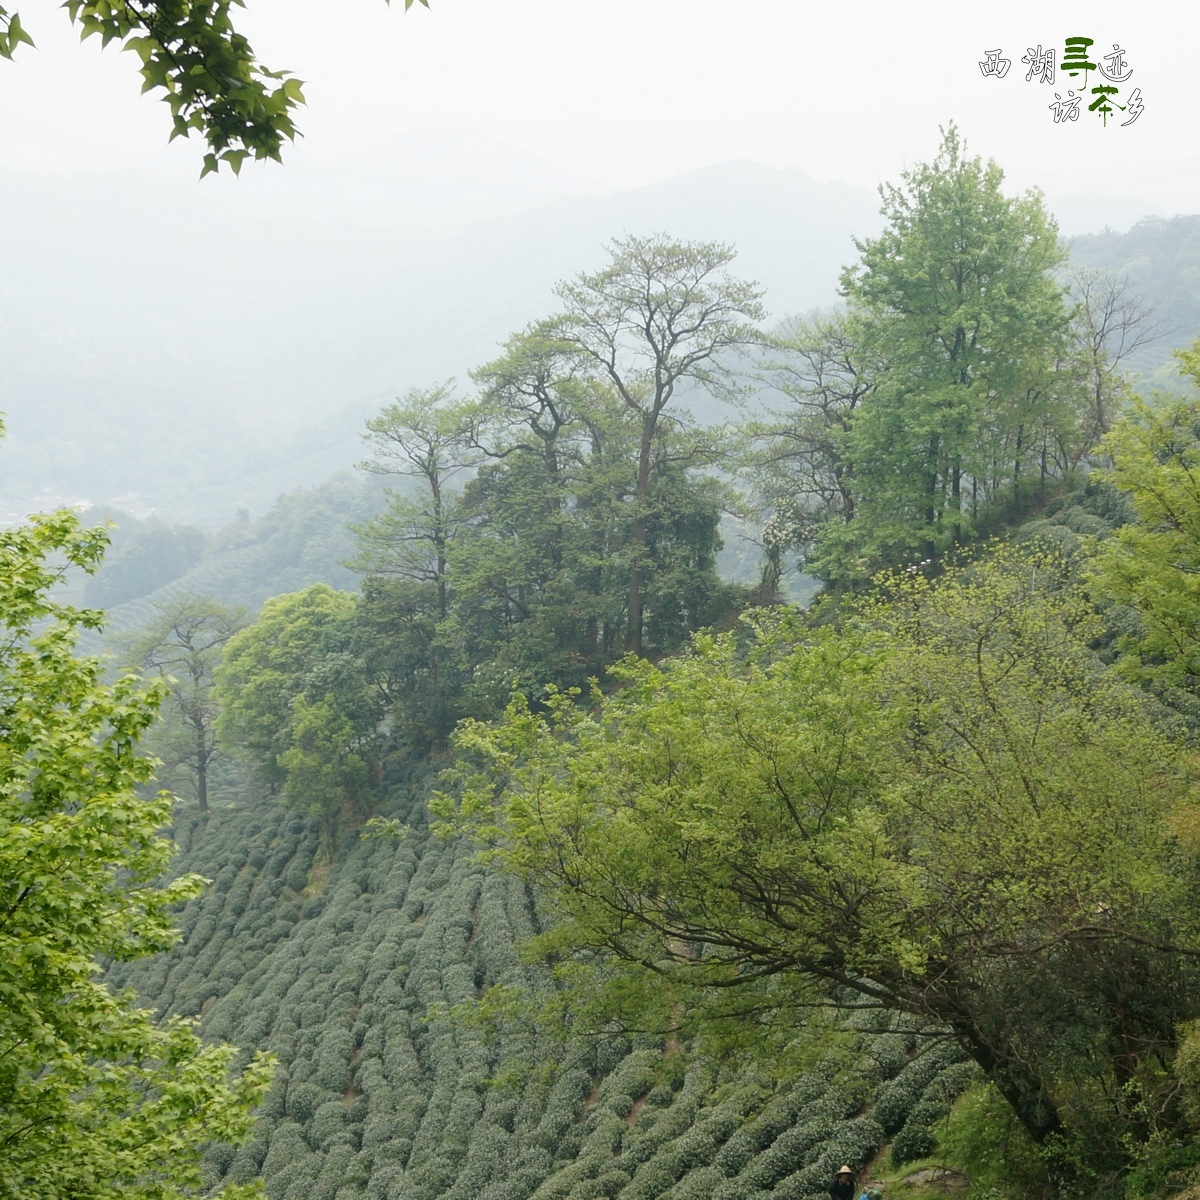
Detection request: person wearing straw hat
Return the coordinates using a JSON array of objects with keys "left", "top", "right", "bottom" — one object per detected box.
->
[{"left": 829, "top": 1165, "right": 856, "bottom": 1200}]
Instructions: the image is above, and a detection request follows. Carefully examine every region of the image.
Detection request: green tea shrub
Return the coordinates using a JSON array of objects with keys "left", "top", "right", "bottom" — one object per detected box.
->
[{"left": 935, "top": 1081, "right": 1050, "bottom": 1199}]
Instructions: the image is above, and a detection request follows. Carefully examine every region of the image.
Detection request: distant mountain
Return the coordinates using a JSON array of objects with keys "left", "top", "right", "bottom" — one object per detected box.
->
[
  {"left": 2, "top": 149, "right": 1194, "bottom": 527},
  {"left": 184, "top": 128, "right": 611, "bottom": 231},
  {"left": 0, "top": 159, "right": 879, "bottom": 522}
]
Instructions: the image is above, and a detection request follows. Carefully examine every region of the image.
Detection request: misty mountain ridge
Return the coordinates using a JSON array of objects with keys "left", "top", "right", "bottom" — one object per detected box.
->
[{"left": 0, "top": 138, "right": 1183, "bottom": 527}]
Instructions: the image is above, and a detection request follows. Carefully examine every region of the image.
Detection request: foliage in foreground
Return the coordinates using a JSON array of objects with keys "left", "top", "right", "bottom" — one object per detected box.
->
[
  {"left": 0, "top": 504, "right": 272, "bottom": 1198},
  {"left": 0, "top": 0, "right": 428, "bottom": 175},
  {"left": 439, "top": 544, "right": 1200, "bottom": 1191}
]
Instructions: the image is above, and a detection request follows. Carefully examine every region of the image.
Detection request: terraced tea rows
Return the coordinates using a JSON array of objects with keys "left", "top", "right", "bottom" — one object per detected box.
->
[{"left": 112, "top": 782, "right": 973, "bottom": 1200}]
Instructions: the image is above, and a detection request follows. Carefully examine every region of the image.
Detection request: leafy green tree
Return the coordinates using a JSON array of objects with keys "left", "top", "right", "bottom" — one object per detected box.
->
[
  {"left": 459, "top": 324, "right": 600, "bottom": 664},
  {"left": 351, "top": 384, "right": 480, "bottom": 745},
  {"left": 214, "top": 582, "right": 358, "bottom": 783},
  {"left": 441, "top": 545, "right": 1200, "bottom": 1186},
  {"left": 449, "top": 377, "right": 607, "bottom": 707},
  {"left": 458, "top": 323, "right": 741, "bottom": 686},
  {"left": 276, "top": 693, "right": 374, "bottom": 834},
  {"left": 748, "top": 309, "right": 884, "bottom": 588},
  {"left": 552, "top": 234, "right": 765, "bottom": 653},
  {"left": 215, "top": 584, "right": 382, "bottom": 841},
  {"left": 1089, "top": 341, "right": 1200, "bottom": 692},
  {"left": 352, "top": 319, "right": 748, "bottom": 737},
  {"left": 822, "top": 125, "right": 1072, "bottom": 579},
  {"left": 0, "top": 505, "right": 273, "bottom": 1197},
  {"left": 123, "top": 593, "right": 246, "bottom": 813}
]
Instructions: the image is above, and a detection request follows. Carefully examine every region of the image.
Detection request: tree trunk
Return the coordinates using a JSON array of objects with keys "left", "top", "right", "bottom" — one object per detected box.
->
[
  {"left": 951, "top": 465, "right": 962, "bottom": 546},
  {"left": 196, "top": 727, "right": 209, "bottom": 814},
  {"left": 1013, "top": 423, "right": 1024, "bottom": 508},
  {"left": 950, "top": 1017, "right": 1068, "bottom": 1161},
  {"left": 627, "top": 417, "right": 655, "bottom": 655}
]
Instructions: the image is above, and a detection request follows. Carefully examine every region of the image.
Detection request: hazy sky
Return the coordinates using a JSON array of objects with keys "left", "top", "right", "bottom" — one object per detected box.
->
[{"left": 0, "top": 0, "right": 1194, "bottom": 214}]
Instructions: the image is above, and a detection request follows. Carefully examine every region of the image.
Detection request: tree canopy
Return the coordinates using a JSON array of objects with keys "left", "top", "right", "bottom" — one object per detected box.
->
[
  {"left": 0, "top": 503, "right": 273, "bottom": 1197},
  {"left": 440, "top": 544, "right": 1200, "bottom": 1187},
  {"left": 752, "top": 125, "right": 1097, "bottom": 589}
]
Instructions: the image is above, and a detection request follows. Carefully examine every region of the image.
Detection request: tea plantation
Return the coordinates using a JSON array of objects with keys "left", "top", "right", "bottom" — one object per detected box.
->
[{"left": 110, "top": 777, "right": 974, "bottom": 1200}]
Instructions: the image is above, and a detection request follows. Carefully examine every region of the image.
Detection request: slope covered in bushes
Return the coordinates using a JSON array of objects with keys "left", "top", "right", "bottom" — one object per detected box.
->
[{"left": 111, "top": 778, "right": 973, "bottom": 1200}]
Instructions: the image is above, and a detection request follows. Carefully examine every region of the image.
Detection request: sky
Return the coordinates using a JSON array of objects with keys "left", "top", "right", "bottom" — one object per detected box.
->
[{"left": 0, "top": 0, "right": 1194, "bottom": 220}]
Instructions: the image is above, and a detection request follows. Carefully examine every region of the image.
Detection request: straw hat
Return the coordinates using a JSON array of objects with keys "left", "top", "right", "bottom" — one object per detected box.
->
[{"left": 836, "top": 1167, "right": 854, "bottom": 1177}]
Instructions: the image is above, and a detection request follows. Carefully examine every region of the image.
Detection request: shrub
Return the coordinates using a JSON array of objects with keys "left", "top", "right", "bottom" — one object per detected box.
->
[
  {"left": 288, "top": 1081, "right": 322, "bottom": 1124},
  {"left": 312, "top": 1099, "right": 351, "bottom": 1149},
  {"left": 888, "top": 1122, "right": 937, "bottom": 1166},
  {"left": 936, "top": 1082, "right": 1051, "bottom": 1199}
]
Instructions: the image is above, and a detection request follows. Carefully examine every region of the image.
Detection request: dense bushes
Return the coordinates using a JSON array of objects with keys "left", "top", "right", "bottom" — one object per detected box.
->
[{"left": 112, "top": 781, "right": 974, "bottom": 1200}]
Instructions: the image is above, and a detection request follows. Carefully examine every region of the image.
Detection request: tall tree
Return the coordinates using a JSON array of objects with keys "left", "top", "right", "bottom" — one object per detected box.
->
[
  {"left": 0, "top": 504, "right": 272, "bottom": 1197},
  {"left": 354, "top": 384, "right": 479, "bottom": 624},
  {"left": 451, "top": 331, "right": 605, "bottom": 702},
  {"left": 552, "top": 234, "right": 764, "bottom": 653},
  {"left": 748, "top": 309, "right": 883, "bottom": 587},
  {"left": 1066, "top": 266, "right": 1164, "bottom": 446},
  {"left": 458, "top": 324, "right": 717, "bottom": 684},
  {"left": 215, "top": 584, "right": 358, "bottom": 779},
  {"left": 352, "top": 384, "right": 479, "bottom": 744},
  {"left": 123, "top": 594, "right": 245, "bottom": 813},
  {"left": 215, "top": 584, "right": 381, "bottom": 844},
  {"left": 458, "top": 326, "right": 593, "bottom": 651},
  {"left": 442, "top": 546, "right": 1199, "bottom": 1186},
  {"left": 352, "top": 327, "right": 747, "bottom": 732},
  {"left": 828, "top": 124, "right": 1070, "bottom": 578}
]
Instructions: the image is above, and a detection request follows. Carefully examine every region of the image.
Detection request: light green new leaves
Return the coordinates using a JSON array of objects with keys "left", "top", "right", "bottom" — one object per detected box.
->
[
  {"left": 214, "top": 584, "right": 382, "bottom": 842},
  {"left": 438, "top": 543, "right": 1194, "bottom": 1159},
  {"left": 1089, "top": 346, "right": 1200, "bottom": 688},
  {"left": 0, "top": 507, "right": 273, "bottom": 1198},
  {"left": 438, "top": 612, "right": 914, "bottom": 1040},
  {"left": 215, "top": 583, "right": 359, "bottom": 781}
]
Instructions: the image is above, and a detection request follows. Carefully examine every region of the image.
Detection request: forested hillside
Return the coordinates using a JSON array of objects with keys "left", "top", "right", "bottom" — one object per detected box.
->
[
  {"left": 25, "top": 126, "right": 1200, "bottom": 1200},
  {"left": 73, "top": 476, "right": 390, "bottom": 646}
]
